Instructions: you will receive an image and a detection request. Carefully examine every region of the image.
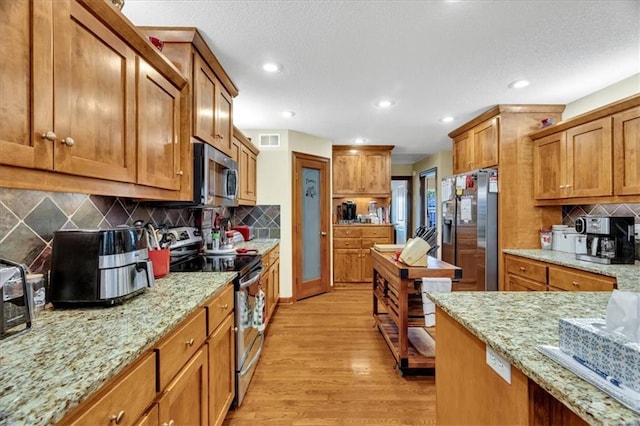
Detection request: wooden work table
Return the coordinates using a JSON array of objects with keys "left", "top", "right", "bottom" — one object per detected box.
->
[{"left": 371, "top": 248, "right": 461, "bottom": 375}]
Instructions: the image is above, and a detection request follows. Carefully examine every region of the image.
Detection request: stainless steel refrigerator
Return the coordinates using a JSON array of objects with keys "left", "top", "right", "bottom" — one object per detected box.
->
[{"left": 441, "top": 169, "right": 498, "bottom": 291}]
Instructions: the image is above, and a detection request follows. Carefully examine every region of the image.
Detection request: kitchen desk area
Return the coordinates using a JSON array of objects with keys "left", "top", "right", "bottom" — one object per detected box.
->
[{"left": 371, "top": 247, "right": 461, "bottom": 374}]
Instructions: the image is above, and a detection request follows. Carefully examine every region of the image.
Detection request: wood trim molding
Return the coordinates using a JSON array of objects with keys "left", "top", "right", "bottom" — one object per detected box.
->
[
  {"left": 332, "top": 145, "right": 395, "bottom": 152},
  {"left": 232, "top": 126, "right": 260, "bottom": 155},
  {"left": 535, "top": 194, "right": 640, "bottom": 206},
  {"left": 277, "top": 297, "right": 294, "bottom": 305},
  {"left": 136, "top": 26, "right": 239, "bottom": 97},
  {"left": 531, "top": 94, "right": 640, "bottom": 139},
  {"left": 448, "top": 105, "right": 565, "bottom": 138},
  {"left": 77, "top": 1, "right": 187, "bottom": 89}
]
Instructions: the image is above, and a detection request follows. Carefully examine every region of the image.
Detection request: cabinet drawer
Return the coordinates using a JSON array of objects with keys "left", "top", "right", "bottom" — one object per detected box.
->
[
  {"left": 505, "top": 256, "right": 547, "bottom": 283},
  {"left": 333, "top": 238, "right": 360, "bottom": 249},
  {"left": 548, "top": 266, "right": 616, "bottom": 291},
  {"left": 506, "top": 274, "right": 547, "bottom": 292},
  {"left": 206, "top": 284, "right": 234, "bottom": 335},
  {"left": 70, "top": 353, "right": 156, "bottom": 426},
  {"left": 334, "top": 227, "right": 362, "bottom": 238},
  {"left": 156, "top": 309, "right": 207, "bottom": 390},
  {"left": 361, "top": 227, "right": 390, "bottom": 238}
]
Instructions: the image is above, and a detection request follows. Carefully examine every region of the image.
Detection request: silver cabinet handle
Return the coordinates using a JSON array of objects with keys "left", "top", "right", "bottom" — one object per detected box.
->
[
  {"left": 61, "top": 137, "right": 75, "bottom": 146},
  {"left": 321, "top": 232, "right": 327, "bottom": 236},
  {"left": 109, "top": 410, "right": 125, "bottom": 424},
  {"left": 185, "top": 338, "right": 195, "bottom": 346},
  {"left": 41, "top": 131, "right": 57, "bottom": 142}
]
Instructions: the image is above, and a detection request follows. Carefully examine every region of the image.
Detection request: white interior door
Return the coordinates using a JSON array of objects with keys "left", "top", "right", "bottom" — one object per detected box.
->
[{"left": 391, "top": 180, "right": 408, "bottom": 244}]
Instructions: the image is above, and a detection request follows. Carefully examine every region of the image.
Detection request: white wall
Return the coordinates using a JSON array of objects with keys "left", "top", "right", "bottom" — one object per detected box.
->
[
  {"left": 240, "top": 129, "right": 332, "bottom": 298},
  {"left": 563, "top": 73, "right": 640, "bottom": 119}
]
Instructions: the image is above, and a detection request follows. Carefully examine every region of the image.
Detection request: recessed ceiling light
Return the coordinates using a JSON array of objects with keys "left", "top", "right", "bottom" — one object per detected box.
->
[
  {"left": 282, "top": 111, "right": 296, "bottom": 118},
  {"left": 441, "top": 116, "right": 454, "bottom": 123},
  {"left": 376, "top": 100, "right": 395, "bottom": 108},
  {"left": 262, "top": 63, "right": 282, "bottom": 73},
  {"left": 354, "top": 138, "right": 366, "bottom": 144},
  {"left": 508, "top": 79, "right": 530, "bottom": 89}
]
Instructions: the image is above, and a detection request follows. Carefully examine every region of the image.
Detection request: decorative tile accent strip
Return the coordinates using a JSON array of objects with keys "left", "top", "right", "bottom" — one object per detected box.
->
[
  {"left": 234, "top": 205, "right": 281, "bottom": 239},
  {"left": 0, "top": 189, "right": 196, "bottom": 273}
]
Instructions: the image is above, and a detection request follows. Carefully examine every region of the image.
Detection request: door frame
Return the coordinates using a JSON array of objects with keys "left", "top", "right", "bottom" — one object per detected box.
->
[{"left": 292, "top": 151, "right": 331, "bottom": 301}]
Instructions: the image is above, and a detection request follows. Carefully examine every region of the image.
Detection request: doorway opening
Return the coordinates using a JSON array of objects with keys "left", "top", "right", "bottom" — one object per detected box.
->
[{"left": 391, "top": 176, "right": 412, "bottom": 244}]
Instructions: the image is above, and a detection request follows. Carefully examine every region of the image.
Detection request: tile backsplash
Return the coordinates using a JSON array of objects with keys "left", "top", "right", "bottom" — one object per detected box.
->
[
  {"left": 562, "top": 203, "right": 640, "bottom": 226},
  {"left": 234, "top": 205, "right": 281, "bottom": 239},
  {"left": 0, "top": 188, "right": 196, "bottom": 273}
]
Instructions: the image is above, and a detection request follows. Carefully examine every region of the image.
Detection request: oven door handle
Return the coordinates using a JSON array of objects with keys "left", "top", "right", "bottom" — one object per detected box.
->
[
  {"left": 239, "top": 332, "right": 264, "bottom": 377},
  {"left": 239, "top": 270, "right": 262, "bottom": 289}
]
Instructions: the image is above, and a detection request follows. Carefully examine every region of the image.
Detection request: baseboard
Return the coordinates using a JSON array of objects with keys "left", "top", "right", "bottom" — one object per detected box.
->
[{"left": 278, "top": 296, "right": 294, "bottom": 304}]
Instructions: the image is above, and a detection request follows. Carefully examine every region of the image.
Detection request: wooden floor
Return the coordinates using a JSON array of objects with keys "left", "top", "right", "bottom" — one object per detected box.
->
[{"left": 223, "top": 286, "right": 436, "bottom": 425}]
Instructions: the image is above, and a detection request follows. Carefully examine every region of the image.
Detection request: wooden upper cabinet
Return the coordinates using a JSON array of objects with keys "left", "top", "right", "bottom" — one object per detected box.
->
[
  {"left": 566, "top": 117, "right": 613, "bottom": 197},
  {"left": 613, "top": 106, "right": 640, "bottom": 195},
  {"left": 193, "top": 53, "right": 232, "bottom": 156},
  {"left": 332, "top": 146, "right": 393, "bottom": 197},
  {"left": 473, "top": 117, "right": 499, "bottom": 169},
  {"left": 452, "top": 118, "right": 498, "bottom": 174},
  {"left": 53, "top": 1, "right": 136, "bottom": 182},
  {"left": 0, "top": 0, "right": 54, "bottom": 170},
  {"left": 137, "top": 59, "right": 181, "bottom": 190},
  {"left": 533, "top": 132, "right": 565, "bottom": 199},
  {"left": 234, "top": 127, "right": 259, "bottom": 206}
]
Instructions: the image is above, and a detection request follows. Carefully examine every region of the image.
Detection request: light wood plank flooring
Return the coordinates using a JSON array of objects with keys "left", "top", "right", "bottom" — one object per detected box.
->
[{"left": 224, "top": 286, "right": 436, "bottom": 425}]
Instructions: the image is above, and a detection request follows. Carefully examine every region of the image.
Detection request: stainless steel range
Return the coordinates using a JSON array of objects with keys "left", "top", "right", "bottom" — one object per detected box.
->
[{"left": 170, "top": 253, "right": 264, "bottom": 407}]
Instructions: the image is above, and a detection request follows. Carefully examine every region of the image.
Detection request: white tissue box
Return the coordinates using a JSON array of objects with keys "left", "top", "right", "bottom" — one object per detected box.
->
[{"left": 559, "top": 318, "right": 640, "bottom": 392}]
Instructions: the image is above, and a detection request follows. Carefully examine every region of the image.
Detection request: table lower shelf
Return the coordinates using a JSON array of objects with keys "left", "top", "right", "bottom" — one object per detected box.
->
[{"left": 374, "top": 313, "right": 436, "bottom": 373}]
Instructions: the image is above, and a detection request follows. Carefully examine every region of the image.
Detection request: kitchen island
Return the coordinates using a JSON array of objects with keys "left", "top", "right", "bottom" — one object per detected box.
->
[
  {"left": 429, "top": 291, "right": 640, "bottom": 425},
  {"left": 0, "top": 271, "right": 236, "bottom": 425},
  {"left": 371, "top": 247, "right": 461, "bottom": 374}
]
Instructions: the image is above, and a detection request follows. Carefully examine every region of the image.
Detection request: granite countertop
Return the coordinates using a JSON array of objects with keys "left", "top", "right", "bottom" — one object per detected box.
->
[
  {"left": 0, "top": 271, "right": 237, "bottom": 425},
  {"left": 235, "top": 238, "right": 279, "bottom": 256},
  {"left": 503, "top": 249, "right": 640, "bottom": 292},
  {"left": 428, "top": 291, "right": 640, "bottom": 425}
]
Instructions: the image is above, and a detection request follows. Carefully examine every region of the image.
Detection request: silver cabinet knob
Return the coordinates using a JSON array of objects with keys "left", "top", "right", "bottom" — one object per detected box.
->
[
  {"left": 109, "top": 410, "right": 125, "bottom": 424},
  {"left": 61, "top": 137, "right": 75, "bottom": 146},
  {"left": 41, "top": 131, "right": 57, "bottom": 142}
]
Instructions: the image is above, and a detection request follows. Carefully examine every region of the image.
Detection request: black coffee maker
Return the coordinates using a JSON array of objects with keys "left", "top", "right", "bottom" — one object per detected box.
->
[
  {"left": 341, "top": 201, "right": 357, "bottom": 222},
  {"left": 575, "top": 216, "right": 635, "bottom": 264}
]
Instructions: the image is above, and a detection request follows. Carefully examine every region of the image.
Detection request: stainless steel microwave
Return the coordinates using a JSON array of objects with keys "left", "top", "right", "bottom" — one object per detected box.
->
[{"left": 194, "top": 142, "right": 238, "bottom": 207}]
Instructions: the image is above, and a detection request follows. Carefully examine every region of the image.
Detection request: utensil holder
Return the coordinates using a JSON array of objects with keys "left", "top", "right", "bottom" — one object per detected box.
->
[{"left": 149, "top": 248, "right": 169, "bottom": 278}]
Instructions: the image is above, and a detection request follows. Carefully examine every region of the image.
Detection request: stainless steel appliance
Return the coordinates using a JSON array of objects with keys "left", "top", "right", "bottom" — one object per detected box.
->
[
  {"left": 195, "top": 142, "right": 238, "bottom": 207},
  {"left": 166, "top": 226, "right": 203, "bottom": 257},
  {"left": 574, "top": 216, "right": 635, "bottom": 264},
  {"left": 0, "top": 259, "right": 31, "bottom": 339},
  {"left": 441, "top": 169, "right": 498, "bottom": 291},
  {"left": 170, "top": 253, "right": 264, "bottom": 407},
  {"left": 50, "top": 227, "right": 155, "bottom": 307}
]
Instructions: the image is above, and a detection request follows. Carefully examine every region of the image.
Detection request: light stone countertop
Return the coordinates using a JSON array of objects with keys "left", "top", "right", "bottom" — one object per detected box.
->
[
  {"left": 503, "top": 249, "right": 640, "bottom": 292},
  {"left": 234, "top": 238, "right": 279, "bottom": 256},
  {"left": 0, "top": 271, "right": 237, "bottom": 426},
  {"left": 428, "top": 291, "right": 640, "bottom": 425}
]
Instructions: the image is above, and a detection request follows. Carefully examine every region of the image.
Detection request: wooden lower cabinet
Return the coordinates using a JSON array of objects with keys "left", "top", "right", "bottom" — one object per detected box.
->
[
  {"left": 436, "top": 307, "right": 586, "bottom": 425},
  {"left": 333, "top": 225, "right": 393, "bottom": 285},
  {"left": 262, "top": 244, "right": 281, "bottom": 326},
  {"left": 208, "top": 314, "right": 235, "bottom": 426},
  {"left": 504, "top": 254, "right": 616, "bottom": 291},
  {"left": 158, "top": 348, "right": 209, "bottom": 426},
  {"left": 134, "top": 404, "right": 159, "bottom": 426}
]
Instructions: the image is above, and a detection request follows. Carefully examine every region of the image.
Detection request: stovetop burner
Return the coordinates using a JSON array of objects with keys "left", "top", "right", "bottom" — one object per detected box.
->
[{"left": 170, "top": 253, "right": 261, "bottom": 276}]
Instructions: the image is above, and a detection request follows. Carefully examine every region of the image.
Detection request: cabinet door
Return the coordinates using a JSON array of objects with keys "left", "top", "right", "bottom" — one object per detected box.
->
[
  {"left": 534, "top": 132, "right": 565, "bottom": 199},
  {"left": 230, "top": 137, "right": 241, "bottom": 163},
  {"left": 272, "top": 257, "right": 280, "bottom": 309},
  {"left": 158, "top": 348, "right": 208, "bottom": 426},
  {"left": 361, "top": 151, "right": 390, "bottom": 195},
  {"left": 239, "top": 143, "right": 257, "bottom": 204},
  {"left": 566, "top": 117, "right": 613, "bottom": 197},
  {"left": 333, "top": 248, "right": 362, "bottom": 282},
  {"left": 0, "top": 0, "right": 54, "bottom": 170},
  {"left": 215, "top": 86, "right": 233, "bottom": 156},
  {"left": 613, "top": 106, "right": 640, "bottom": 195},
  {"left": 247, "top": 149, "right": 257, "bottom": 202},
  {"left": 208, "top": 314, "right": 235, "bottom": 426},
  {"left": 134, "top": 404, "right": 159, "bottom": 426},
  {"left": 137, "top": 59, "right": 181, "bottom": 190},
  {"left": 333, "top": 152, "right": 361, "bottom": 195},
  {"left": 453, "top": 131, "right": 473, "bottom": 174},
  {"left": 262, "top": 266, "right": 272, "bottom": 323},
  {"left": 473, "top": 117, "right": 499, "bottom": 169},
  {"left": 506, "top": 274, "right": 547, "bottom": 292},
  {"left": 53, "top": 1, "right": 136, "bottom": 182},
  {"left": 193, "top": 54, "right": 217, "bottom": 147}
]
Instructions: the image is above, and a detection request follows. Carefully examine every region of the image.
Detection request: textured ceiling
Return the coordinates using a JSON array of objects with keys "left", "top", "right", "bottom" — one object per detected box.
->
[{"left": 123, "top": 0, "right": 640, "bottom": 164}]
